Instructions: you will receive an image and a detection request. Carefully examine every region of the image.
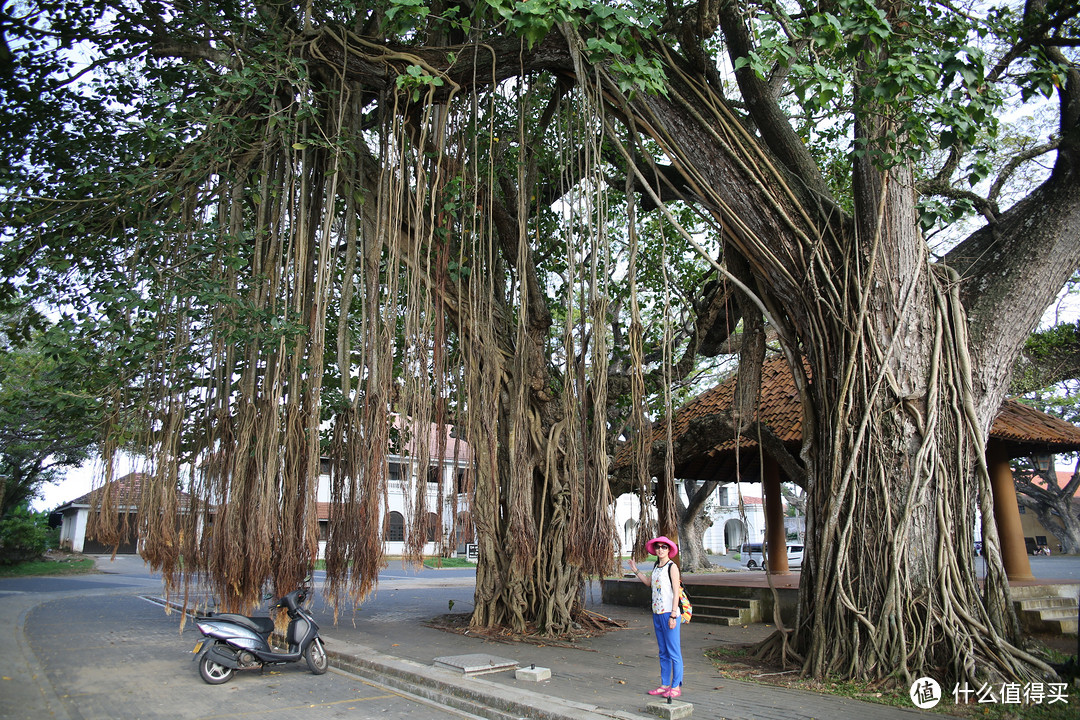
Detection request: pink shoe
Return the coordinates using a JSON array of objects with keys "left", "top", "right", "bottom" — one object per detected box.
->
[
  {"left": 663, "top": 687, "right": 682, "bottom": 699},
  {"left": 648, "top": 686, "right": 670, "bottom": 696}
]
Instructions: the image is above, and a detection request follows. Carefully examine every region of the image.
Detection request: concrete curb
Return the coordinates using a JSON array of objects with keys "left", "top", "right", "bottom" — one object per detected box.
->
[{"left": 326, "top": 637, "right": 651, "bottom": 720}]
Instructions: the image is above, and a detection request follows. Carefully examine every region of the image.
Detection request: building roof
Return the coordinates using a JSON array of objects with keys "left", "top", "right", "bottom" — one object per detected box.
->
[
  {"left": 55, "top": 472, "right": 148, "bottom": 511},
  {"left": 989, "top": 404, "right": 1080, "bottom": 454},
  {"left": 618, "top": 356, "right": 1080, "bottom": 482},
  {"left": 391, "top": 415, "right": 474, "bottom": 463},
  {"left": 54, "top": 472, "right": 202, "bottom": 513},
  {"left": 1030, "top": 470, "right": 1080, "bottom": 498}
]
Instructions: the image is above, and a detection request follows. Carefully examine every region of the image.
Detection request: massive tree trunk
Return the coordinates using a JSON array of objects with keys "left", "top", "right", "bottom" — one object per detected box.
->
[
  {"left": 675, "top": 478, "right": 718, "bottom": 572},
  {"left": 790, "top": 104, "right": 1002, "bottom": 681},
  {"left": 464, "top": 279, "right": 601, "bottom": 635}
]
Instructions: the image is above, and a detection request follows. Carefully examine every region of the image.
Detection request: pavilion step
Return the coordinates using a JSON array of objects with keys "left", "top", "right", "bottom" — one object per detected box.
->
[
  {"left": 1009, "top": 583, "right": 1079, "bottom": 600},
  {"left": 692, "top": 597, "right": 757, "bottom": 611},
  {"left": 1014, "top": 594, "right": 1079, "bottom": 636},
  {"left": 687, "top": 595, "right": 762, "bottom": 626},
  {"left": 1016, "top": 596, "right": 1076, "bottom": 612},
  {"left": 691, "top": 607, "right": 758, "bottom": 626}
]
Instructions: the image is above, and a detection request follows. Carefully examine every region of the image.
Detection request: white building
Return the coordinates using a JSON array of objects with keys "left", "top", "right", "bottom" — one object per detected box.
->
[
  {"left": 613, "top": 481, "right": 768, "bottom": 555},
  {"left": 705, "top": 484, "right": 768, "bottom": 553},
  {"left": 315, "top": 420, "right": 474, "bottom": 558}
]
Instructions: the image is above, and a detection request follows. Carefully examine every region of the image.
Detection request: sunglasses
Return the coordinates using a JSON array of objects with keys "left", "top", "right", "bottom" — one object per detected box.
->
[{"left": 654, "top": 544, "right": 669, "bottom": 551}]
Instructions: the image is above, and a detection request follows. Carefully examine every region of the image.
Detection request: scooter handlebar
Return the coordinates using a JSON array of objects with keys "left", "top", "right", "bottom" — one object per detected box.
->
[{"left": 273, "top": 588, "right": 308, "bottom": 613}]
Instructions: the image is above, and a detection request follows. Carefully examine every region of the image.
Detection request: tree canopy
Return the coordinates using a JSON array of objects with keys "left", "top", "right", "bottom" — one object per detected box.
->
[
  {"left": 0, "top": 312, "right": 107, "bottom": 518},
  {"left": 3, "top": 0, "right": 1079, "bottom": 687}
]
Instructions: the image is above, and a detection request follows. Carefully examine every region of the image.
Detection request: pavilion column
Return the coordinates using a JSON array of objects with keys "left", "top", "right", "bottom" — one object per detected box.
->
[
  {"left": 986, "top": 444, "right": 1034, "bottom": 581},
  {"left": 762, "top": 456, "right": 790, "bottom": 574}
]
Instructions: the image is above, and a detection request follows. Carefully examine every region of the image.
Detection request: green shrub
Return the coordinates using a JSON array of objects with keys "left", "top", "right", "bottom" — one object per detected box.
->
[{"left": 0, "top": 505, "right": 50, "bottom": 565}]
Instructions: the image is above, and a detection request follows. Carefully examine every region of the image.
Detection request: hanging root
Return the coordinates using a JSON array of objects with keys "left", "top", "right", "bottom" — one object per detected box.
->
[{"left": 753, "top": 628, "right": 804, "bottom": 668}]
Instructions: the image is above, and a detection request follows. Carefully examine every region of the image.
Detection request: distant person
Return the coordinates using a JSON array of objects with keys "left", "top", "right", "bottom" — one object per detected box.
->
[{"left": 628, "top": 536, "right": 684, "bottom": 699}]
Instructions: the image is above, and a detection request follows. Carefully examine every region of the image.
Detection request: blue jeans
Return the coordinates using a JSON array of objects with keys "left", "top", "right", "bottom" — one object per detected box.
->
[{"left": 651, "top": 613, "right": 683, "bottom": 687}]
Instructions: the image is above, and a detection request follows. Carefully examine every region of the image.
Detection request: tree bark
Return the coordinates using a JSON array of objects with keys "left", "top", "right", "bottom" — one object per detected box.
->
[{"left": 676, "top": 478, "right": 718, "bottom": 572}]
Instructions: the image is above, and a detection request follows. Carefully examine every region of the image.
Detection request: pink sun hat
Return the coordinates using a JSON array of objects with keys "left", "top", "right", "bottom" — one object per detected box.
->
[{"left": 646, "top": 535, "right": 678, "bottom": 558}]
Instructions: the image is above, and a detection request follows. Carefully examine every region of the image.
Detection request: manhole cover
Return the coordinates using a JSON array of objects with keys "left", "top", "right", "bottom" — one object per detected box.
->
[{"left": 433, "top": 653, "right": 519, "bottom": 676}]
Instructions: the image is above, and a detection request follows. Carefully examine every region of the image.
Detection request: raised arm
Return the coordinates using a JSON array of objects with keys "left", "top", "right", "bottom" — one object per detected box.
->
[{"left": 627, "top": 557, "right": 651, "bottom": 587}]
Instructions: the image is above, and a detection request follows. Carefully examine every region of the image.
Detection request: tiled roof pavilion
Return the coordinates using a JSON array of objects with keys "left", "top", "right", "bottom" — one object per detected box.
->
[{"left": 634, "top": 356, "right": 1080, "bottom": 483}]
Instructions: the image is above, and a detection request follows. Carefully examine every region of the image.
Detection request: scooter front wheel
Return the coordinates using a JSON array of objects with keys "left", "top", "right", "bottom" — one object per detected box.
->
[
  {"left": 305, "top": 637, "right": 328, "bottom": 675},
  {"left": 199, "top": 651, "right": 235, "bottom": 685}
]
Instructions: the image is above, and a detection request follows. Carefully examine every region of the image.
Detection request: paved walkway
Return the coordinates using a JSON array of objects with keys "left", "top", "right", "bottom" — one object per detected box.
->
[{"left": 317, "top": 593, "right": 952, "bottom": 719}]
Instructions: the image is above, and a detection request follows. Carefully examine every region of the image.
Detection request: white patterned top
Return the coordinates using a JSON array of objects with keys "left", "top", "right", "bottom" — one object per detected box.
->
[{"left": 650, "top": 562, "right": 675, "bottom": 614}]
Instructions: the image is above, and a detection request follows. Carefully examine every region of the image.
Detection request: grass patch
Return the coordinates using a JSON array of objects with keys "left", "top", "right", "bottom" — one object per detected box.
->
[
  {"left": 423, "top": 557, "right": 475, "bottom": 568},
  {"left": 705, "top": 644, "right": 1079, "bottom": 719},
  {"left": 0, "top": 558, "right": 97, "bottom": 578},
  {"left": 310, "top": 556, "right": 476, "bottom": 571}
]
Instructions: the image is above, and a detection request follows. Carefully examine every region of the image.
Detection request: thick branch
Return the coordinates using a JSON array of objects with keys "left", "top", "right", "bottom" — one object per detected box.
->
[
  {"left": 149, "top": 41, "right": 234, "bottom": 67},
  {"left": 916, "top": 180, "right": 999, "bottom": 223},
  {"left": 716, "top": 0, "right": 833, "bottom": 205},
  {"left": 944, "top": 171, "right": 1080, "bottom": 413}
]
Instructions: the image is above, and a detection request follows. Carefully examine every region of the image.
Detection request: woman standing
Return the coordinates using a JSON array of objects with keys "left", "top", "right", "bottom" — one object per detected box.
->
[{"left": 628, "top": 535, "right": 684, "bottom": 699}]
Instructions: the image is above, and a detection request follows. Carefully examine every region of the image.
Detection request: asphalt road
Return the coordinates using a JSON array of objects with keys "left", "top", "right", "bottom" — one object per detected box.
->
[{"left": 2, "top": 560, "right": 484, "bottom": 720}]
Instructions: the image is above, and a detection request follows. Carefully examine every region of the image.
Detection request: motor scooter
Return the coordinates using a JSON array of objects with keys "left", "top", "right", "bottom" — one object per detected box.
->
[{"left": 192, "top": 586, "right": 328, "bottom": 684}]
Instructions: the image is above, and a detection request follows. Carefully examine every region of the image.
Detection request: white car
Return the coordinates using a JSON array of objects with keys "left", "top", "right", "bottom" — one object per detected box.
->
[{"left": 744, "top": 542, "right": 803, "bottom": 569}]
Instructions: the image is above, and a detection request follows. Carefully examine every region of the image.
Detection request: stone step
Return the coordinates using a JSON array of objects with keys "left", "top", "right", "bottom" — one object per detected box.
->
[
  {"left": 1016, "top": 596, "right": 1077, "bottom": 611},
  {"left": 1008, "top": 583, "right": 1080, "bottom": 601},
  {"left": 690, "top": 613, "right": 751, "bottom": 627},
  {"left": 689, "top": 599, "right": 760, "bottom": 625},
  {"left": 1014, "top": 592, "right": 1080, "bottom": 636},
  {"left": 692, "top": 597, "right": 757, "bottom": 610},
  {"left": 695, "top": 608, "right": 756, "bottom": 626},
  {"left": 1026, "top": 616, "right": 1079, "bottom": 635},
  {"left": 692, "top": 603, "right": 743, "bottom": 616}
]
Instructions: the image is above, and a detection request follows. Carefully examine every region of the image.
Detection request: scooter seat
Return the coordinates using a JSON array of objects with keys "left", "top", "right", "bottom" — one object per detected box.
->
[{"left": 211, "top": 613, "right": 275, "bottom": 635}]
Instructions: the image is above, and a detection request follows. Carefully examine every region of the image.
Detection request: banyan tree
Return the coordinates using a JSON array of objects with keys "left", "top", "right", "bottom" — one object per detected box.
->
[{"left": 4, "top": 0, "right": 1080, "bottom": 686}]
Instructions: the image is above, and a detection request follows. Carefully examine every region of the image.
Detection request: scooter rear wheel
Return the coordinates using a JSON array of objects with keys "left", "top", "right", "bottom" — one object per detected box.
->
[
  {"left": 305, "top": 637, "right": 328, "bottom": 675},
  {"left": 199, "top": 651, "right": 235, "bottom": 685}
]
